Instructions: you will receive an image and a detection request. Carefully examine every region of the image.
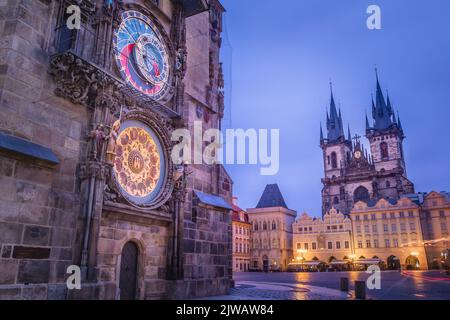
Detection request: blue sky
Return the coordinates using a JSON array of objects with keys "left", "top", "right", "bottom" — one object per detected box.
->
[{"left": 219, "top": 0, "right": 450, "bottom": 216}]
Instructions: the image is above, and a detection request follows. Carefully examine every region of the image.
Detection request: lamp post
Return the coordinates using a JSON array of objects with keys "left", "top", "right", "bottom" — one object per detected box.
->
[{"left": 297, "top": 249, "right": 307, "bottom": 271}]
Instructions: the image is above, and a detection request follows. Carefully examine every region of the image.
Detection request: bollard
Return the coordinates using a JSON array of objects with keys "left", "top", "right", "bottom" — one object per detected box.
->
[
  {"left": 355, "top": 281, "right": 366, "bottom": 300},
  {"left": 340, "top": 277, "right": 349, "bottom": 291}
]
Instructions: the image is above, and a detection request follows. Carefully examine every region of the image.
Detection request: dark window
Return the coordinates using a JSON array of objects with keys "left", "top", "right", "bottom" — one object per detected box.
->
[
  {"left": 57, "top": 9, "right": 76, "bottom": 53},
  {"left": 272, "top": 221, "right": 276, "bottom": 230},
  {"left": 380, "top": 142, "right": 389, "bottom": 159},
  {"left": 386, "top": 181, "right": 391, "bottom": 188},
  {"left": 333, "top": 196, "right": 339, "bottom": 205},
  {"left": 354, "top": 186, "right": 370, "bottom": 202},
  {"left": 331, "top": 152, "right": 338, "bottom": 169}
]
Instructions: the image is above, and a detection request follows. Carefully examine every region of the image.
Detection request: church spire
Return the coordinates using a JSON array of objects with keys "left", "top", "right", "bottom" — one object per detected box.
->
[
  {"left": 371, "top": 69, "right": 394, "bottom": 131},
  {"left": 325, "top": 82, "right": 345, "bottom": 142}
]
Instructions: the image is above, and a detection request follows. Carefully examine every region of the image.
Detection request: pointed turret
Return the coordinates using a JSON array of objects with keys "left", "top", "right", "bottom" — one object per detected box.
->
[
  {"left": 325, "top": 83, "right": 346, "bottom": 142},
  {"left": 386, "top": 92, "right": 394, "bottom": 116},
  {"left": 320, "top": 122, "right": 324, "bottom": 143},
  {"left": 397, "top": 112, "right": 403, "bottom": 132},
  {"left": 372, "top": 70, "right": 394, "bottom": 131},
  {"left": 365, "top": 112, "right": 371, "bottom": 133},
  {"left": 347, "top": 124, "right": 352, "bottom": 142}
]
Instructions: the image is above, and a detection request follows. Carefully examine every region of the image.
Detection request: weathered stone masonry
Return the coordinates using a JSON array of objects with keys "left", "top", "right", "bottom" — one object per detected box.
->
[{"left": 0, "top": 0, "right": 232, "bottom": 300}]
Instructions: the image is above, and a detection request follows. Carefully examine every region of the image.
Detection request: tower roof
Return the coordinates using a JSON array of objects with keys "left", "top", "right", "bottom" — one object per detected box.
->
[
  {"left": 256, "top": 184, "right": 288, "bottom": 209},
  {"left": 371, "top": 70, "right": 395, "bottom": 131},
  {"left": 324, "top": 83, "right": 346, "bottom": 142}
]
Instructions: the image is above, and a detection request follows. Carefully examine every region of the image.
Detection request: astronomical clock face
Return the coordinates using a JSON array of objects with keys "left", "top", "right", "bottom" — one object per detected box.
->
[
  {"left": 113, "top": 120, "right": 165, "bottom": 206},
  {"left": 114, "top": 10, "right": 171, "bottom": 100}
]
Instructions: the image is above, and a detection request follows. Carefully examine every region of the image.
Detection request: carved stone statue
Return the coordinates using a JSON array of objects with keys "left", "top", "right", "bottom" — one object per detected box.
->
[
  {"left": 87, "top": 124, "right": 106, "bottom": 161},
  {"left": 106, "top": 120, "right": 121, "bottom": 165}
]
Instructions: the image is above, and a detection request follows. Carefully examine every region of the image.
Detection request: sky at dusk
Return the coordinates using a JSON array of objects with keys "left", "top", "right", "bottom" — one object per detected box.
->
[{"left": 218, "top": 0, "right": 450, "bottom": 217}]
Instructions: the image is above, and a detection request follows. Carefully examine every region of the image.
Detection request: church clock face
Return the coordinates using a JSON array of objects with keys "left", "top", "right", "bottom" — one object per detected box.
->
[
  {"left": 113, "top": 120, "right": 166, "bottom": 206},
  {"left": 114, "top": 11, "right": 171, "bottom": 100}
]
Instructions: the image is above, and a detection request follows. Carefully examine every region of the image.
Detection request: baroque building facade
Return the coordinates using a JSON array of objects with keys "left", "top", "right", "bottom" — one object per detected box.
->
[
  {"left": 292, "top": 209, "right": 353, "bottom": 264},
  {"left": 248, "top": 184, "right": 296, "bottom": 272},
  {"left": 0, "top": 0, "right": 233, "bottom": 300},
  {"left": 231, "top": 197, "right": 251, "bottom": 272}
]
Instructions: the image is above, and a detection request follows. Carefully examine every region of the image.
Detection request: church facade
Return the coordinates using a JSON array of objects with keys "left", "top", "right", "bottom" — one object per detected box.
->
[
  {"left": 320, "top": 75, "right": 414, "bottom": 216},
  {"left": 0, "top": 0, "right": 233, "bottom": 300}
]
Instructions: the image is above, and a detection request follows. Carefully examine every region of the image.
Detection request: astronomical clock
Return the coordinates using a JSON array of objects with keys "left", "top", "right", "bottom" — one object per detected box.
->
[
  {"left": 110, "top": 9, "right": 174, "bottom": 208},
  {"left": 112, "top": 119, "right": 166, "bottom": 207},
  {"left": 113, "top": 10, "right": 172, "bottom": 101}
]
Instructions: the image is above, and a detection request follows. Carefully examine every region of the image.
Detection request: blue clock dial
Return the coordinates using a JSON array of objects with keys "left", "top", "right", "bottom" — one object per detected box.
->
[{"left": 113, "top": 11, "right": 171, "bottom": 100}]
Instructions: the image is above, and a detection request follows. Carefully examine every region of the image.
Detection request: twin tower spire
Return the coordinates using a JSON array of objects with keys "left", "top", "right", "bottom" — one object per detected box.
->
[{"left": 320, "top": 71, "right": 403, "bottom": 144}]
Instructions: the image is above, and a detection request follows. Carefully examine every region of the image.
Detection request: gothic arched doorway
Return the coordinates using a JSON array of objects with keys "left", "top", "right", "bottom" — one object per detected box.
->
[
  {"left": 119, "top": 241, "right": 139, "bottom": 300},
  {"left": 262, "top": 255, "right": 269, "bottom": 273},
  {"left": 405, "top": 255, "right": 420, "bottom": 270},
  {"left": 387, "top": 255, "right": 401, "bottom": 270},
  {"left": 354, "top": 186, "right": 370, "bottom": 202}
]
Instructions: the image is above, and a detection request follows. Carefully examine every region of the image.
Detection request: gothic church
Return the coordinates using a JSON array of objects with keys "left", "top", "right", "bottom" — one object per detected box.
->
[{"left": 320, "top": 74, "right": 415, "bottom": 216}]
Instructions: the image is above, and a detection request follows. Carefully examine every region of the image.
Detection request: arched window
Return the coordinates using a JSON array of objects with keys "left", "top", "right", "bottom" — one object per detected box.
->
[
  {"left": 354, "top": 186, "right": 370, "bottom": 202},
  {"left": 331, "top": 152, "right": 338, "bottom": 169},
  {"left": 380, "top": 142, "right": 389, "bottom": 159},
  {"left": 272, "top": 221, "right": 276, "bottom": 230},
  {"left": 263, "top": 222, "right": 267, "bottom": 230},
  {"left": 254, "top": 222, "right": 258, "bottom": 231},
  {"left": 333, "top": 196, "right": 339, "bottom": 205}
]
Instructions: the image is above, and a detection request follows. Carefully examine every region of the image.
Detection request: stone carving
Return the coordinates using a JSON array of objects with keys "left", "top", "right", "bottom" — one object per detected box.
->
[
  {"left": 49, "top": 53, "right": 108, "bottom": 106},
  {"left": 106, "top": 120, "right": 121, "bottom": 165},
  {"left": 87, "top": 124, "right": 106, "bottom": 161}
]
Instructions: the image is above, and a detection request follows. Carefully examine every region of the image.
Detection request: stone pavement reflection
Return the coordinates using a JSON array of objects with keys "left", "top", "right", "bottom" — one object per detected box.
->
[{"left": 198, "top": 281, "right": 351, "bottom": 300}]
